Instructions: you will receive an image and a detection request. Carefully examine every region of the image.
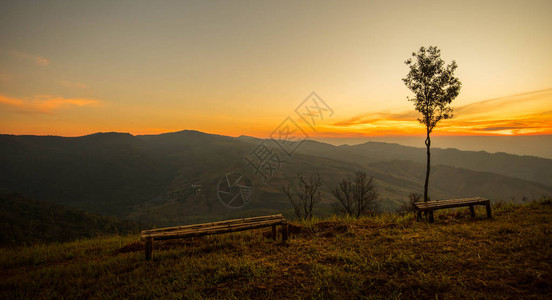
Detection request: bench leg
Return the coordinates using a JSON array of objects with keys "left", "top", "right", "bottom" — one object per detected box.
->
[
  {"left": 486, "top": 203, "right": 492, "bottom": 218},
  {"left": 272, "top": 225, "right": 277, "bottom": 240},
  {"left": 428, "top": 211, "right": 434, "bottom": 223},
  {"left": 145, "top": 237, "right": 153, "bottom": 261},
  {"left": 416, "top": 210, "right": 422, "bottom": 221},
  {"left": 281, "top": 223, "right": 288, "bottom": 242},
  {"left": 469, "top": 205, "right": 475, "bottom": 218}
]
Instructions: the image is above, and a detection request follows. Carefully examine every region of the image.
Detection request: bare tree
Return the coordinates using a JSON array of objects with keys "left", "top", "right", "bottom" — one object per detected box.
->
[
  {"left": 282, "top": 173, "right": 322, "bottom": 220},
  {"left": 332, "top": 172, "right": 378, "bottom": 218},
  {"left": 403, "top": 46, "right": 461, "bottom": 202}
]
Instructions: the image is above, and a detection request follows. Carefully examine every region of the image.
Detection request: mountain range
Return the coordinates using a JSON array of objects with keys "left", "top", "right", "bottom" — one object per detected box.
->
[{"left": 1, "top": 130, "right": 551, "bottom": 226}]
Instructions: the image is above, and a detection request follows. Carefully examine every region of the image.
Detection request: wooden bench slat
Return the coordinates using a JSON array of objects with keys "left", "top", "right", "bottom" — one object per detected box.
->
[
  {"left": 147, "top": 221, "right": 287, "bottom": 241},
  {"left": 142, "top": 219, "right": 285, "bottom": 239},
  {"left": 142, "top": 214, "right": 284, "bottom": 234},
  {"left": 141, "top": 214, "right": 284, "bottom": 235},
  {"left": 414, "top": 198, "right": 487, "bottom": 207},
  {"left": 420, "top": 197, "right": 485, "bottom": 202},
  {"left": 414, "top": 197, "right": 486, "bottom": 205},
  {"left": 141, "top": 214, "right": 289, "bottom": 259},
  {"left": 415, "top": 202, "right": 488, "bottom": 211},
  {"left": 415, "top": 199, "right": 488, "bottom": 207},
  {"left": 413, "top": 197, "right": 491, "bottom": 223}
]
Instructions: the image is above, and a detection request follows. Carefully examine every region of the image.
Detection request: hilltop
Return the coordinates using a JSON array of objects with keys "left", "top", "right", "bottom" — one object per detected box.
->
[{"left": 1, "top": 200, "right": 551, "bottom": 298}]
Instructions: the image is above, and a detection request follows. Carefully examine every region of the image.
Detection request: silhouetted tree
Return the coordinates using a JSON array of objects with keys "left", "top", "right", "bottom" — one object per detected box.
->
[
  {"left": 332, "top": 172, "right": 378, "bottom": 218},
  {"left": 282, "top": 173, "right": 322, "bottom": 220},
  {"left": 403, "top": 46, "right": 461, "bottom": 202}
]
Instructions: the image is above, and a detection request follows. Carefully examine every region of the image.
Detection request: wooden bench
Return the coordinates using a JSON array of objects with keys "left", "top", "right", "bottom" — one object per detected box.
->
[
  {"left": 140, "top": 214, "right": 288, "bottom": 260},
  {"left": 414, "top": 197, "right": 491, "bottom": 223}
]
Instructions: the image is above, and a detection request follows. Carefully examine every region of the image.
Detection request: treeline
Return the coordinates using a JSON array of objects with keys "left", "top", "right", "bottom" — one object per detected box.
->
[{"left": 0, "top": 194, "right": 141, "bottom": 246}]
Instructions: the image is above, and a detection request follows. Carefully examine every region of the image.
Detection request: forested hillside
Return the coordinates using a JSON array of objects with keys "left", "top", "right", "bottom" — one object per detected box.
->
[
  {"left": 1, "top": 131, "right": 551, "bottom": 226},
  {"left": 0, "top": 194, "right": 140, "bottom": 246}
]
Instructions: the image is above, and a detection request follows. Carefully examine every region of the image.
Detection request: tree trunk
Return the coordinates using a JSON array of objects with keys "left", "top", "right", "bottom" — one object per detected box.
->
[{"left": 424, "top": 132, "right": 431, "bottom": 202}]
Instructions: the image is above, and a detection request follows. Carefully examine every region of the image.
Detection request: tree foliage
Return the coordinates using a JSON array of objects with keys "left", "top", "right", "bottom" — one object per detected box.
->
[
  {"left": 332, "top": 172, "right": 378, "bottom": 218},
  {"left": 403, "top": 46, "right": 461, "bottom": 202},
  {"left": 282, "top": 173, "right": 322, "bottom": 220},
  {"left": 403, "top": 46, "right": 461, "bottom": 133}
]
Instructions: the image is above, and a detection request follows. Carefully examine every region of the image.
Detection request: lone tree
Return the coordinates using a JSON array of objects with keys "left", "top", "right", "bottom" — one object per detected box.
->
[{"left": 403, "top": 46, "right": 461, "bottom": 202}]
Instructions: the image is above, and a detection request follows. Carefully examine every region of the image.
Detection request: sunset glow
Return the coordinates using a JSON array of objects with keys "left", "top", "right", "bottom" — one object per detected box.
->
[
  {"left": 1, "top": 0, "right": 551, "bottom": 139},
  {"left": 321, "top": 89, "right": 552, "bottom": 137}
]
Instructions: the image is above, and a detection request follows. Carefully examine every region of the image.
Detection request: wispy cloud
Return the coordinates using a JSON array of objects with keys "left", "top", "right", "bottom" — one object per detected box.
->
[
  {"left": 332, "top": 111, "right": 418, "bottom": 127},
  {"left": 0, "top": 94, "right": 100, "bottom": 114},
  {"left": 326, "top": 89, "right": 552, "bottom": 136},
  {"left": 10, "top": 50, "right": 49, "bottom": 66},
  {"left": 454, "top": 89, "right": 552, "bottom": 115},
  {"left": 441, "top": 111, "right": 552, "bottom": 135}
]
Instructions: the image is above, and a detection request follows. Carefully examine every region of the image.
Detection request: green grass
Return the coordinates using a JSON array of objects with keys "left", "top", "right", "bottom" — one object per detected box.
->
[{"left": 1, "top": 200, "right": 551, "bottom": 299}]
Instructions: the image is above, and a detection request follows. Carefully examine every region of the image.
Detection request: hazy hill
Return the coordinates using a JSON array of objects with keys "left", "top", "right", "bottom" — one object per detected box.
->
[
  {"left": 0, "top": 194, "right": 140, "bottom": 246},
  {"left": 321, "top": 135, "right": 552, "bottom": 159},
  {"left": 293, "top": 140, "right": 552, "bottom": 186},
  {"left": 1, "top": 131, "right": 551, "bottom": 226}
]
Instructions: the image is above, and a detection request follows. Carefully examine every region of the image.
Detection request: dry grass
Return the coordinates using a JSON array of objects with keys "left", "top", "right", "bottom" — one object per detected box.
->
[{"left": 1, "top": 200, "right": 551, "bottom": 299}]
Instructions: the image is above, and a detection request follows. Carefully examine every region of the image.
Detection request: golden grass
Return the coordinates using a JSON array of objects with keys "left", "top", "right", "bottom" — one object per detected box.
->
[{"left": 1, "top": 200, "right": 551, "bottom": 299}]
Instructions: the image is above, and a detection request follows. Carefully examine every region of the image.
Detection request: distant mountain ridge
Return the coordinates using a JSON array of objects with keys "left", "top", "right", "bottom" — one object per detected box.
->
[
  {"left": 293, "top": 140, "right": 552, "bottom": 186},
  {"left": 1, "top": 130, "right": 551, "bottom": 226},
  {"left": 314, "top": 135, "right": 552, "bottom": 159}
]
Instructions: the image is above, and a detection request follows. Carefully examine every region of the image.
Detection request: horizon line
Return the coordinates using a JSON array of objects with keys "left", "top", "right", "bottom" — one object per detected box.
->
[{"left": 2, "top": 129, "right": 552, "bottom": 139}]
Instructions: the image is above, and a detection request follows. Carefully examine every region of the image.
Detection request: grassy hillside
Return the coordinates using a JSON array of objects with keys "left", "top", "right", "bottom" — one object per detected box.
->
[
  {"left": 0, "top": 194, "right": 140, "bottom": 246},
  {"left": 1, "top": 200, "right": 551, "bottom": 298}
]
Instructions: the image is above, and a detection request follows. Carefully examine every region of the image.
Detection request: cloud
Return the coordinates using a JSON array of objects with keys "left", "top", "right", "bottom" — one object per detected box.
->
[
  {"left": 10, "top": 50, "right": 50, "bottom": 66},
  {"left": 59, "top": 80, "right": 89, "bottom": 89},
  {"left": 478, "top": 126, "right": 527, "bottom": 131},
  {"left": 327, "top": 89, "right": 552, "bottom": 136},
  {"left": 332, "top": 111, "right": 418, "bottom": 127},
  {"left": 454, "top": 89, "right": 552, "bottom": 115},
  {"left": 0, "top": 94, "right": 100, "bottom": 114}
]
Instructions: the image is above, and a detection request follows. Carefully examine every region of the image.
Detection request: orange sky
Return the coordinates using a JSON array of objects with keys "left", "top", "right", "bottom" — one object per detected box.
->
[
  {"left": 1, "top": 1, "right": 551, "bottom": 138},
  {"left": 322, "top": 89, "right": 552, "bottom": 137}
]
